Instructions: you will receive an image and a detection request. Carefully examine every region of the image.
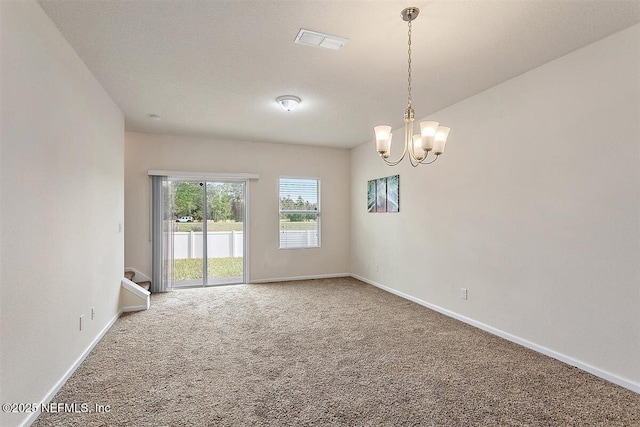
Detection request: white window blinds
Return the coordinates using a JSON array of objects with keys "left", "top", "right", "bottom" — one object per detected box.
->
[{"left": 279, "top": 178, "right": 320, "bottom": 249}]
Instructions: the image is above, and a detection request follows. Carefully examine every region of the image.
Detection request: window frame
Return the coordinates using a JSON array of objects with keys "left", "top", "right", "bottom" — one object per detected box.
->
[{"left": 278, "top": 176, "right": 321, "bottom": 250}]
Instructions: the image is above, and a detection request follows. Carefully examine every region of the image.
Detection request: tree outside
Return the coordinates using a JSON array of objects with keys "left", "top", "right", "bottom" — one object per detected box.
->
[
  {"left": 172, "top": 181, "right": 244, "bottom": 223},
  {"left": 173, "top": 181, "right": 202, "bottom": 219},
  {"left": 279, "top": 194, "right": 318, "bottom": 222}
]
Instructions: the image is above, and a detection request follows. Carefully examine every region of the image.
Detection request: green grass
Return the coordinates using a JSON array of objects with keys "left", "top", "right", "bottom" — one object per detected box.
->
[{"left": 173, "top": 257, "right": 243, "bottom": 280}]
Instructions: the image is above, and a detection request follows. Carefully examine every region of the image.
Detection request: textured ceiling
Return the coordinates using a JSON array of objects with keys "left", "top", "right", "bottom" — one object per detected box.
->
[{"left": 38, "top": 0, "right": 640, "bottom": 149}]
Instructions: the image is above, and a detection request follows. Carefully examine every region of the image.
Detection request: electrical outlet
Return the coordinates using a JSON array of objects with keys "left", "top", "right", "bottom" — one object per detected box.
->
[
  {"left": 91, "top": 307, "right": 95, "bottom": 320},
  {"left": 460, "top": 288, "right": 468, "bottom": 300},
  {"left": 263, "top": 262, "right": 268, "bottom": 269},
  {"left": 79, "top": 315, "right": 84, "bottom": 331}
]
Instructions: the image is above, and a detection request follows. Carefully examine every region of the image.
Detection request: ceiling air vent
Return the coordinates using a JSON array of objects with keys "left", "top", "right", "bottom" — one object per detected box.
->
[{"left": 294, "top": 29, "right": 348, "bottom": 50}]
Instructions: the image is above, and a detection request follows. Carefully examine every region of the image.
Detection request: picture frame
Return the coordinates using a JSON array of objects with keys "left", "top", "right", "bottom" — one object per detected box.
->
[{"left": 367, "top": 175, "right": 399, "bottom": 213}]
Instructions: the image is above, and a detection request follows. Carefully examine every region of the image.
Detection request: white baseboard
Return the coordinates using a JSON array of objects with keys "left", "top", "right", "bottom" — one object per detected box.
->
[
  {"left": 351, "top": 274, "right": 640, "bottom": 395},
  {"left": 250, "top": 272, "right": 350, "bottom": 284},
  {"left": 19, "top": 310, "right": 123, "bottom": 427}
]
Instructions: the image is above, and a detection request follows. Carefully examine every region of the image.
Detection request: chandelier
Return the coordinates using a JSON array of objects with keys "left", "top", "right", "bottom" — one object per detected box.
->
[{"left": 374, "top": 7, "right": 451, "bottom": 167}]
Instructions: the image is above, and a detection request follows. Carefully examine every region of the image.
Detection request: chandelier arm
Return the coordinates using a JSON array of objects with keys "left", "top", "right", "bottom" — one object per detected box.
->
[
  {"left": 382, "top": 156, "right": 405, "bottom": 167},
  {"left": 408, "top": 153, "right": 420, "bottom": 167},
  {"left": 407, "top": 148, "right": 439, "bottom": 167},
  {"left": 418, "top": 154, "right": 439, "bottom": 165},
  {"left": 381, "top": 142, "right": 408, "bottom": 166},
  {"left": 408, "top": 152, "right": 437, "bottom": 167}
]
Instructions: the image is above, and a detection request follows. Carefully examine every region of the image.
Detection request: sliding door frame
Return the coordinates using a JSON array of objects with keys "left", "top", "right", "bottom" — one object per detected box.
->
[
  {"left": 149, "top": 170, "right": 258, "bottom": 290},
  {"left": 202, "top": 179, "right": 249, "bottom": 286}
]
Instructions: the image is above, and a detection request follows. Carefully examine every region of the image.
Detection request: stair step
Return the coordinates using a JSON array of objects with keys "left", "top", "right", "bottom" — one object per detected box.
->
[
  {"left": 124, "top": 270, "right": 135, "bottom": 281},
  {"left": 136, "top": 281, "right": 151, "bottom": 291}
]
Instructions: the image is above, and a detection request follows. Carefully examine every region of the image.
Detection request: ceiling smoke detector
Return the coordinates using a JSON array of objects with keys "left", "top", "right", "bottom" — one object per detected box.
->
[{"left": 294, "top": 29, "right": 348, "bottom": 50}]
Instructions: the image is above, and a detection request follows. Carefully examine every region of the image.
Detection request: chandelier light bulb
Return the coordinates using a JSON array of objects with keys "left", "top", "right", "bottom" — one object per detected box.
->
[
  {"left": 420, "top": 121, "right": 438, "bottom": 152},
  {"left": 374, "top": 125, "right": 393, "bottom": 156},
  {"left": 433, "top": 126, "right": 451, "bottom": 155}
]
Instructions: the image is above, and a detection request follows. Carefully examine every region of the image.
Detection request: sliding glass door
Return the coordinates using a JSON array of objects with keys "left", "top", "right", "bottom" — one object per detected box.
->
[
  {"left": 204, "top": 181, "right": 244, "bottom": 285},
  {"left": 168, "top": 179, "right": 245, "bottom": 288}
]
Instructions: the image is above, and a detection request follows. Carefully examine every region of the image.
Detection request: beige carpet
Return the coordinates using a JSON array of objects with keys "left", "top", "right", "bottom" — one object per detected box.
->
[{"left": 34, "top": 277, "right": 639, "bottom": 426}]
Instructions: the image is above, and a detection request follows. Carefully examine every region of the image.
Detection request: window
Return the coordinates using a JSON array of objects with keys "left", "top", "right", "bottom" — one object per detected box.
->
[{"left": 279, "top": 177, "right": 320, "bottom": 249}]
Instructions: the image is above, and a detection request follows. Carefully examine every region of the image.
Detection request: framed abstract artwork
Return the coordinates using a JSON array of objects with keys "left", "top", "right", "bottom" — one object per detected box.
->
[
  {"left": 386, "top": 175, "right": 399, "bottom": 212},
  {"left": 367, "top": 180, "right": 377, "bottom": 212},
  {"left": 367, "top": 175, "right": 399, "bottom": 213},
  {"left": 376, "top": 177, "right": 387, "bottom": 212}
]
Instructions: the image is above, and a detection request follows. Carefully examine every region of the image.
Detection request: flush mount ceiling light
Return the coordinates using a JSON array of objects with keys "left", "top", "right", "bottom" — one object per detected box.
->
[
  {"left": 374, "top": 7, "right": 451, "bottom": 167},
  {"left": 276, "top": 95, "right": 301, "bottom": 112}
]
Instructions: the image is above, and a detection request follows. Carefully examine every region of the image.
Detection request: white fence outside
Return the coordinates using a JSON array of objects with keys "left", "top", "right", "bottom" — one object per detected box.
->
[
  {"left": 172, "top": 231, "right": 243, "bottom": 259},
  {"left": 171, "top": 230, "right": 319, "bottom": 258},
  {"left": 279, "top": 230, "right": 318, "bottom": 248}
]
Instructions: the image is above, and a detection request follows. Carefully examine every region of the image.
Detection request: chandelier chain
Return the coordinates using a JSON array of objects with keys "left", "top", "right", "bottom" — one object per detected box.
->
[{"left": 407, "top": 19, "right": 412, "bottom": 108}]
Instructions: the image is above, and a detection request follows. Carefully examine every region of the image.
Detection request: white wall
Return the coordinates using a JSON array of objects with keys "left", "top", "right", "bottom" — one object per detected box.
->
[
  {"left": 350, "top": 24, "right": 639, "bottom": 390},
  {"left": 0, "top": 2, "right": 124, "bottom": 426},
  {"left": 125, "top": 132, "right": 350, "bottom": 282}
]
